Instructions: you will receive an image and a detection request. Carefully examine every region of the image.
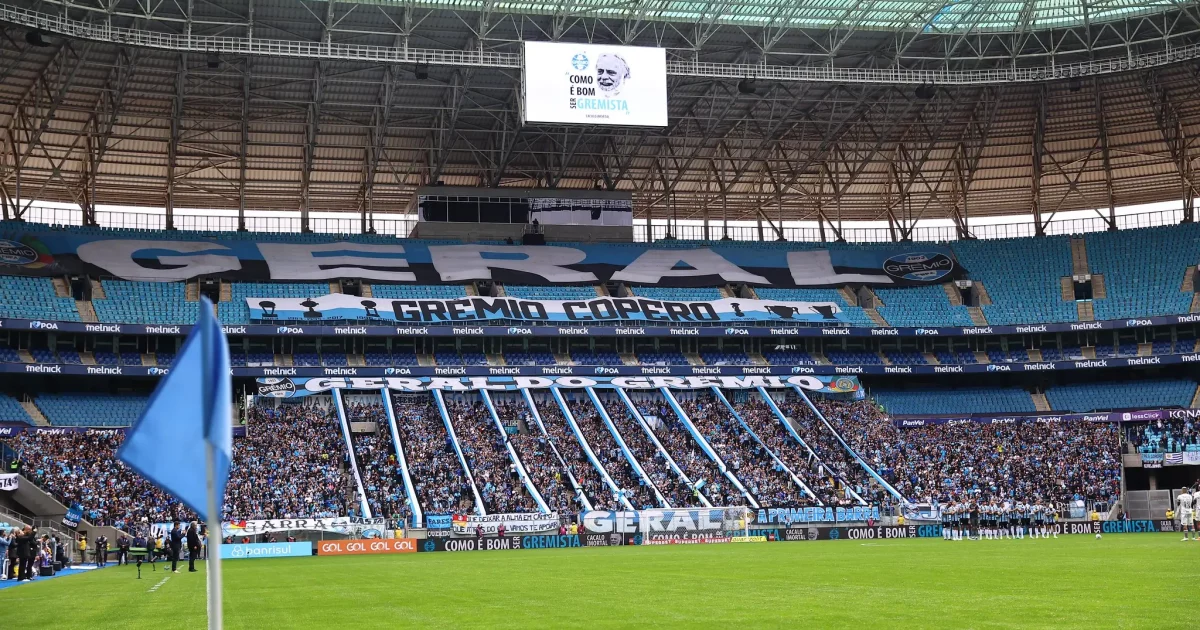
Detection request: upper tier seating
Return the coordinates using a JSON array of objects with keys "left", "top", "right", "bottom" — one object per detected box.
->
[
  {"left": 219, "top": 282, "right": 331, "bottom": 324},
  {"left": 637, "top": 350, "right": 689, "bottom": 365},
  {"left": 825, "top": 349, "right": 883, "bottom": 365},
  {"left": 754, "top": 288, "right": 875, "bottom": 327},
  {"left": 36, "top": 393, "right": 148, "bottom": 427},
  {"left": 0, "top": 393, "right": 33, "bottom": 425},
  {"left": 95, "top": 280, "right": 200, "bottom": 324},
  {"left": 699, "top": 351, "right": 752, "bottom": 366},
  {"left": 875, "top": 285, "right": 973, "bottom": 327},
  {"left": 569, "top": 350, "right": 623, "bottom": 366},
  {"left": 505, "top": 351, "right": 555, "bottom": 366},
  {"left": 1086, "top": 224, "right": 1200, "bottom": 320},
  {"left": 873, "top": 387, "right": 1036, "bottom": 416},
  {"left": 504, "top": 285, "right": 596, "bottom": 300},
  {"left": 0, "top": 276, "right": 79, "bottom": 321},
  {"left": 1044, "top": 380, "right": 1196, "bottom": 412},
  {"left": 950, "top": 236, "right": 1077, "bottom": 325},
  {"left": 632, "top": 286, "right": 723, "bottom": 301},
  {"left": 762, "top": 349, "right": 819, "bottom": 365},
  {"left": 370, "top": 284, "right": 466, "bottom": 299}
]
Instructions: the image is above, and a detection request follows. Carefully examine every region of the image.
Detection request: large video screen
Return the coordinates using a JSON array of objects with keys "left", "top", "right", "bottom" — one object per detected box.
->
[{"left": 522, "top": 41, "right": 668, "bottom": 127}]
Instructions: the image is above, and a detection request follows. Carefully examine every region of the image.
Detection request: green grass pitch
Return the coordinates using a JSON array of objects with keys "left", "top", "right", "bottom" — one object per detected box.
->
[{"left": 3, "top": 534, "right": 1197, "bottom": 629}]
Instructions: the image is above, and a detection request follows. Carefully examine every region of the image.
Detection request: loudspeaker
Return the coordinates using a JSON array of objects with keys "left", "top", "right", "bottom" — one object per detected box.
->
[{"left": 40, "top": 565, "right": 54, "bottom": 577}]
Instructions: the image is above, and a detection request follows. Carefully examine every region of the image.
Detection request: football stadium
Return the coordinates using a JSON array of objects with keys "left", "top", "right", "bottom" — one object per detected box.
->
[{"left": 2, "top": 0, "right": 1200, "bottom": 627}]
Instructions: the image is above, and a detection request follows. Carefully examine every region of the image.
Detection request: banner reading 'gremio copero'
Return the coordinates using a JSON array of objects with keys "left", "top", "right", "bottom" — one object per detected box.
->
[
  {"left": 248, "top": 295, "right": 844, "bottom": 324},
  {"left": 0, "top": 226, "right": 961, "bottom": 288}
]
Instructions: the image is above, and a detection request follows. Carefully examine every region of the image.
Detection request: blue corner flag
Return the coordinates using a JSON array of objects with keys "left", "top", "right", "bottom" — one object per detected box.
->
[{"left": 118, "top": 296, "right": 231, "bottom": 522}]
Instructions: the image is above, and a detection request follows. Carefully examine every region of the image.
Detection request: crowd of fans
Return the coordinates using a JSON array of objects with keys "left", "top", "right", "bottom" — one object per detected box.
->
[
  {"left": 345, "top": 402, "right": 411, "bottom": 527},
  {"left": 779, "top": 398, "right": 882, "bottom": 504},
  {"left": 390, "top": 397, "right": 476, "bottom": 515},
  {"left": 495, "top": 398, "right": 581, "bottom": 516},
  {"left": 630, "top": 396, "right": 746, "bottom": 507},
  {"left": 3, "top": 431, "right": 193, "bottom": 527},
  {"left": 445, "top": 398, "right": 538, "bottom": 513},
  {"left": 225, "top": 403, "right": 350, "bottom": 520},
  {"left": 1126, "top": 416, "right": 1200, "bottom": 454},
  {"left": 825, "top": 398, "right": 1121, "bottom": 507},
  {"left": 533, "top": 399, "right": 620, "bottom": 510},
  {"left": 566, "top": 399, "right": 656, "bottom": 509},
  {"left": 734, "top": 396, "right": 845, "bottom": 506},
  {"left": 678, "top": 394, "right": 810, "bottom": 507},
  {"left": 597, "top": 397, "right": 706, "bottom": 508}
]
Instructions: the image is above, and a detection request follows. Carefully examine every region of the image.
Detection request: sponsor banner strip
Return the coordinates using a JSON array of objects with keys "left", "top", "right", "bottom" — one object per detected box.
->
[
  {"left": 316, "top": 539, "right": 417, "bottom": 555},
  {"left": 892, "top": 409, "right": 1178, "bottom": 427},
  {"left": 0, "top": 424, "right": 246, "bottom": 437},
  {"left": 0, "top": 318, "right": 1192, "bottom": 339},
  {"left": 3, "top": 355, "right": 1194, "bottom": 379}
]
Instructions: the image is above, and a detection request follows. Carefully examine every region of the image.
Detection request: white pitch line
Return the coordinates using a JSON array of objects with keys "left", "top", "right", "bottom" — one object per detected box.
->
[{"left": 147, "top": 576, "right": 170, "bottom": 593}]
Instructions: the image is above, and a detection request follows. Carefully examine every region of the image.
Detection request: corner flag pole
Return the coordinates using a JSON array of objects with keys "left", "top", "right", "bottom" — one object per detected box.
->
[{"left": 201, "top": 310, "right": 224, "bottom": 630}]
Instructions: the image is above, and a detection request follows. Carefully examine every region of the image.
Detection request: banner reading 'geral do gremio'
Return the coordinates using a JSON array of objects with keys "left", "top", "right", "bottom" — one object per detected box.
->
[{"left": 0, "top": 225, "right": 960, "bottom": 288}]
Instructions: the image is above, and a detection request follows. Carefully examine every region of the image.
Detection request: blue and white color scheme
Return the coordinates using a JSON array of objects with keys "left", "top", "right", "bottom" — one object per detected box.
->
[
  {"left": 220, "top": 542, "right": 313, "bottom": 560},
  {"left": 247, "top": 295, "right": 843, "bottom": 324},
  {"left": 0, "top": 225, "right": 960, "bottom": 288},
  {"left": 522, "top": 41, "right": 668, "bottom": 126},
  {"left": 254, "top": 374, "right": 861, "bottom": 398}
]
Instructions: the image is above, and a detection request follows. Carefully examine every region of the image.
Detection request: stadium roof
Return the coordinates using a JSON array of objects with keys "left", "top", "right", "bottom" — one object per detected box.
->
[{"left": 2, "top": 0, "right": 1200, "bottom": 239}]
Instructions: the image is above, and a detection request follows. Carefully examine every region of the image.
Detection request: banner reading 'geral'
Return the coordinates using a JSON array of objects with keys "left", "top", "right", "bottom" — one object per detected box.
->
[{"left": 0, "top": 227, "right": 961, "bottom": 288}]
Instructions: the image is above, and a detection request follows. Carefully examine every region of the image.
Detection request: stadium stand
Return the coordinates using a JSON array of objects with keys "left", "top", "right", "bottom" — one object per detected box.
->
[
  {"left": 0, "top": 276, "right": 79, "bottom": 322},
  {"left": 371, "top": 284, "right": 466, "bottom": 300},
  {"left": 629, "top": 395, "right": 746, "bottom": 507},
  {"left": 632, "top": 286, "right": 723, "bottom": 300},
  {"left": 678, "top": 393, "right": 811, "bottom": 507},
  {"left": 389, "top": 396, "right": 476, "bottom": 515},
  {"left": 595, "top": 396, "right": 706, "bottom": 508},
  {"left": 533, "top": 398, "right": 621, "bottom": 510},
  {"left": 218, "top": 282, "right": 331, "bottom": 324},
  {"left": 1086, "top": 224, "right": 1199, "bottom": 320},
  {"left": 503, "top": 285, "right": 596, "bottom": 300},
  {"left": 94, "top": 280, "right": 199, "bottom": 324},
  {"left": 345, "top": 401, "right": 411, "bottom": 526},
  {"left": 567, "top": 399, "right": 657, "bottom": 509},
  {"left": 1044, "top": 380, "right": 1196, "bottom": 412},
  {"left": 445, "top": 398, "right": 539, "bottom": 513},
  {"left": 823, "top": 398, "right": 1121, "bottom": 506},
  {"left": 569, "top": 350, "right": 623, "bottom": 366},
  {"left": 225, "top": 402, "right": 350, "bottom": 520},
  {"left": 755, "top": 288, "right": 875, "bottom": 327},
  {"left": 35, "top": 393, "right": 148, "bottom": 427},
  {"left": 493, "top": 398, "right": 582, "bottom": 516},
  {"left": 872, "top": 387, "right": 1037, "bottom": 416},
  {"left": 0, "top": 393, "right": 33, "bottom": 425},
  {"left": 875, "top": 286, "right": 973, "bottom": 327},
  {"left": 949, "top": 236, "right": 1077, "bottom": 325}
]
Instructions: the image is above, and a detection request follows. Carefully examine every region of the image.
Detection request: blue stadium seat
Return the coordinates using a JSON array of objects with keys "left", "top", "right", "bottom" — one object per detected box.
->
[
  {"left": 950, "top": 237, "right": 1077, "bottom": 325},
  {"left": 874, "top": 387, "right": 1036, "bottom": 415},
  {"left": 755, "top": 288, "right": 875, "bottom": 327},
  {"left": 884, "top": 350, "right": 927, "bottom": 365},
  {"left": 505, "top": 351, "right": 556, "bottom": 366},
  {"left": 699, "top": 351, "right": 752, "bottom": 366},
  {"left": 825, "top": 350, "right": 882, "bottom": 365},
  {"left": 0, "top": 393, "right": 33, "bottom": 425},
  {"left": 94, "top": 280, "right": 200, "bottom": 324},
  {"left": 570, "top": 350, "right": 623, "bottom": 366},
  {"left": 933, "top": 350, "right": 977, "bottom": 364},
  {"left": 1087, "top": 224, "right": 1200, "bottom": 320},
  {"left": 636, "top": 350, "right": 689, "bottom": 365},
  {"left": 370, "top": 284, "right": 467, "bottom": 300},
  {"left": 36, "top": 393, "right": 148, "bottom": 427},
  {"left": 504, "top": 285, "right": 596, "bottom": 300},
  {"left": 0, "top": 276, "right": 80, "bottom": 322},
  {"left": 1045, "top": 380, "right": 1196, "bottom": 412},
  {"left": 218, "top": 282, "right": 332, "bottom": 324},
  {"left": 762, "top": 349, "right": 818, "bottom": 365},
  {"left": 875, "top": 285, "right": 973, "bottom": 327},
  {"left": 633, "top": 286, "right": 723, "bottom": 301}
]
